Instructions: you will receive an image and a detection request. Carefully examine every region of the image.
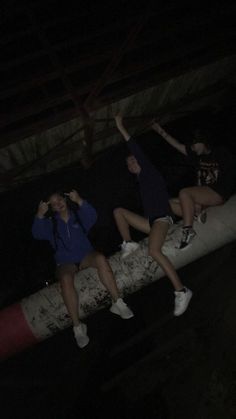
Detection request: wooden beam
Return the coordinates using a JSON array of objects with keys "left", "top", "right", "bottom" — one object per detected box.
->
[
  {"left": 0, "top": 107, "right": 81, "bottom": 149},
  {"left": 0, "top": 47, "right": 235, "bottom": 150},
  {"left": 26, "top": 5, "right": 95, "bottom": 163},
  {"left": 1, "top": 79, "right": 232, "bottom": 186},
  {"left": 97, "top": 49, "right": 236, "bottom": 107},
  {"left": 25, "top": 8, "right": 83, "bottom": 112},
  {"left": 2, "top": 5, "right": 165, "bottom": 74},
  {"left": 1, "top": 32, "right": 235, "bottom": 133}
]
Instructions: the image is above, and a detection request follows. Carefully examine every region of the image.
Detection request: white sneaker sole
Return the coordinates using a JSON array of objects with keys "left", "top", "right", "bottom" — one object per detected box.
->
[
  {"left": 174, "top": 290, "right": 193, "bottom": 316},
  {"left": 74, "top": 324, "right": 90, "bottom": 348},
  {"left": 110, "top": 305, "right": 134, "bottom": 319}
]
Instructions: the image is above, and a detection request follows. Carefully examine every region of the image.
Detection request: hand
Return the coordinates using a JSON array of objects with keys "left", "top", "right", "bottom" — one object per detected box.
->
[
  {"left": 114, "top": 114, "right": 124, "bottom": 129},
  {"left": 64, "top": 190, "right": 83, "bottom": 206},
  {"left": 37, "top": 200, "right": 49, "bottom": 218},
  {"left": 114, "top": 113, "right": 131, "bottom": 141},
  {"left": 151, "top": 119, "right": 162, "bottom": 132}
]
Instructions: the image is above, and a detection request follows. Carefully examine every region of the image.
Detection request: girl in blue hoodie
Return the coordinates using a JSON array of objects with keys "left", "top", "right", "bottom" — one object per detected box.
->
[{"left": 32, "top": 189, "right": 134, "bottom": 348}]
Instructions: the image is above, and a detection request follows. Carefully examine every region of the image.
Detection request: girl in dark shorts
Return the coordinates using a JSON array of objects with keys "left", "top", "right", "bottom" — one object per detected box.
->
[
  {"left": 152, "top": 121, "right": 235, "bottom": 249},
  {"left": 114, "top": 115, "right": 192, "bottom": 317},
  {"left": 32, "top": 189, "right": 134, "bottom": 348}
]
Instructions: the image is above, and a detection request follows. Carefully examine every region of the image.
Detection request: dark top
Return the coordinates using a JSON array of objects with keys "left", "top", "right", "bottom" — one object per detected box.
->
[
  {"left": 185, "top": 145, "right": 235, "bottom": 201},
  {"left": 32, "top": 201, "right": 97, "bottom": 264},
  {"left": 127, "top": 138, "right": 171, "bottom": 218}
]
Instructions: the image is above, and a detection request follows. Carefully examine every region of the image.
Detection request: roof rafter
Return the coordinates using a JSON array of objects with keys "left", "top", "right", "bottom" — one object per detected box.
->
[{"left": 0, "top": 77, "right": 232, "bottom": 189}]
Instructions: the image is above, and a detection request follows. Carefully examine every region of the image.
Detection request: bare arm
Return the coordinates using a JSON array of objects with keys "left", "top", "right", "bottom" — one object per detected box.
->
[
  {"left": 114, "top": 115, "right": 131, "bottom": 141},
  {"left": 152, "top": 121, "right": 187, "bottom": 155},
  {"left": 64, "top": 189, "right": 84, "bottom": 206},
  {"left": 36, "top": 200, "right": 50, "bottom": 218}
]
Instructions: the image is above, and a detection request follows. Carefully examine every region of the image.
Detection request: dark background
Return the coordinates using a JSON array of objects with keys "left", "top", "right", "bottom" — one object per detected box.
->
[
  {"left": 0, "top": 106, "right": 236, "bottom": 310},
  {"left": 0, "top": 106, "right": 236, "bottom": 419},
  {"left": 1, "top": 2, "right": 236, "bottom": 417}
]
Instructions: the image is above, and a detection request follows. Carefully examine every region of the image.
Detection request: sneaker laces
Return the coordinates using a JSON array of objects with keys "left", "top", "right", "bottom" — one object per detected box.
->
[
  {"left": 175, "top": 291, "right": 186, "bottom": 309},
  {"left": 181, "top": 228, "right": 190, "bottom": 243},
  {"left": 116, "top": 298, "right": 127, "bottom": 308},
  {"left": 176, "top": 291, "right": 185, "bottom": 301}
]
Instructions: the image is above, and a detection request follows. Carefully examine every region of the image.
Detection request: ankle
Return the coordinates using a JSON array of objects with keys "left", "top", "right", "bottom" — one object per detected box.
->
[
  {"left": 113, "top": 296, "right": 122, "bottom": 303},
  {"left": 175, "top": 287, "right": 186, "bottom": 293}
]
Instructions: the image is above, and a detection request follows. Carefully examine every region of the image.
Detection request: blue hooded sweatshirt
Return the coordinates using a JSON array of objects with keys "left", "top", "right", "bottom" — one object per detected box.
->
[{"left": 32, "top": 201, "right": 97, "bottom": 264}]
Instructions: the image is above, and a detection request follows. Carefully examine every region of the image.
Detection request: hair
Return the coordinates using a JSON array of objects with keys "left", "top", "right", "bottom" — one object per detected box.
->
[
  {"left": 191, "top": 128, "right": 212, "bottom": 149},
  {"left": 46, "top": 190, "right": 86, "bottom": 251}
]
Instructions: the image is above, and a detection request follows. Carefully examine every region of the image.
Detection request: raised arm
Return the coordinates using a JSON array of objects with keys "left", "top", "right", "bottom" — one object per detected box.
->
[
  {"left": 114, "top": 114, "right": 151, "bottom": 168},
  {"left": 152, "top": 121, "right": 187, "bottom": 155},
  {"left": 66, "top": 189, "right": 97, "bottom": 231},
  {"left": 114, "top": 114, "right": 131, "bottom": 142}
]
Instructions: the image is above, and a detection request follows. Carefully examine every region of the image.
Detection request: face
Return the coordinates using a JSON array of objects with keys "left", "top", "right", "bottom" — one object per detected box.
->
[
  {"left": 126, "top": 155, "right": 141, "bottom": 174},
  {"left": 191, "top": 142, "right": 208, "bottom": 156},
  {"left": 49, "top": 194, "right": 67, "bottom": 213}
]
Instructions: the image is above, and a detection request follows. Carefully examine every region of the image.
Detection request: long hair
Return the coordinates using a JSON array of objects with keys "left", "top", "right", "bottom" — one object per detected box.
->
[
  {"left": 46, "top": 191, "right": 86, "bottom": 251},
  {"left": 191, "top": 128, "right": 212, "bottom": 150}
]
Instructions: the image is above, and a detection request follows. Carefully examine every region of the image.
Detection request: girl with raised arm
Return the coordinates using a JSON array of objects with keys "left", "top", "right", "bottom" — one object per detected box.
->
[
  {"left": 152, "top": 121, "right": 234, "bottom": 249},
  {"left": 113, "top": 115, "right": 192, "bottom": 317}
]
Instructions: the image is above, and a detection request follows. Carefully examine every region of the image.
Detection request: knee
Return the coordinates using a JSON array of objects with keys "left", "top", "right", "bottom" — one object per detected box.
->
[
  {"left": 94, "top": 252, "right": 108, "bottom": 268},
  {"left": 179, "top": 188, "right": 191, "bottom": 200},
  {"left": 113, "top": 207, "right": 125, "bottom": 218}
]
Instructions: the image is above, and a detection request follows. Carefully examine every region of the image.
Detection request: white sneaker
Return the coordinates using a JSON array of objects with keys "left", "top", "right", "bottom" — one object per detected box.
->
[
  {"left": 121, "top": 241, "right": 139, "bottom": 259},
  {"left": 179, "top": 228, "right": 196, "bottom": 250},
  {"left": 73, "top": 323, "right": 89, "bottom": 348},
  {"left": 174, "top": 287, "right": 193, "bottom": 316},
  {"left": 110, "top": 298, "right": 134, "bottom": 319}
]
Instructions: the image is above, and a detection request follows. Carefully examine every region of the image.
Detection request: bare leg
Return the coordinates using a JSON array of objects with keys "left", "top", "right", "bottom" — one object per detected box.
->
[
  {"left": 60, "top": 273, "right": 80, "bottom": 326},
  {"left": 179, "top": 189, "right": 195, "bottom": 226},
  {"left": 59, "top": 267, "right": 90, "bottom": 348},
  {"left": 170, "top": 197, "right": 202, "bottom": 218},
  {"left": 148, "top": 220, "right": 184, "bottom": 291},
  {"left": 179, "top": 186, "right": 223, "bottom": 227},
  {"left": 80, "top": 251, "right": 120, "bottom": 301},
  {"left": 113, "top": 207, "right": 150, "bottom": 241},
  {"left": 169, "top": 198, "right": 183, "bottom": 217}
]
